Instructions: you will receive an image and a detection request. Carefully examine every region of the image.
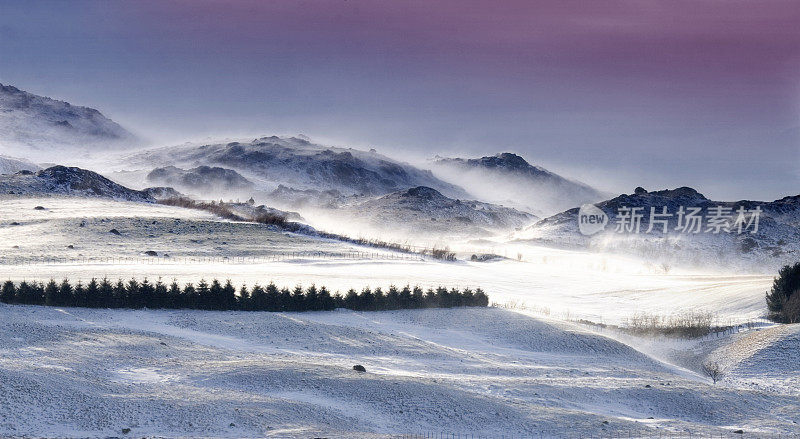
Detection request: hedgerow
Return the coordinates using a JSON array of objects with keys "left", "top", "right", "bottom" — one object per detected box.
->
[{"left": 0, "top": 279, "right": 488, "bottom": 312}]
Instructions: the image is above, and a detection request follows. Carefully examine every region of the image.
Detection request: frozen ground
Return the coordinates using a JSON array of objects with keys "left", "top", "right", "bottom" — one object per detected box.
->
[
  {"left": 1, "top": 305, "right": 799, "bottom": 438},
  {"left": 1, "top": 195, "right": 796, "bottom": 438},
  {"left": 0, "top": 196, "right": 773, "bottom": 325}
]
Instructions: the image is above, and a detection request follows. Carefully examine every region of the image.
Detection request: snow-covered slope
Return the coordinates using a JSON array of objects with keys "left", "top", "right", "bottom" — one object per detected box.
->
[
  {"left": 432, "top": 153, "right": 607, "bottom": 216},
  {"left": 0, "top": 155, "right": 40, "bottom": 174},
  {"left": 339, "top": 186, "right": 535, "bottom": 238},
  {"left": 0, "top": 166, "right": 154, "bottom": 202},
  {"left": 126, "top": 136, "right": 468, "bottom": 198},
  {"left": 518, "top": 187, "right": 800, "bottom": 272},
  {"left": 146, "top": 165, "right": 254, "bottom": 197},
  {"left": 0, "top": 83, "right": 136, "bottom": 153},
  {"left": 1, "top": 305, "right": 798, "bottom": 438}
]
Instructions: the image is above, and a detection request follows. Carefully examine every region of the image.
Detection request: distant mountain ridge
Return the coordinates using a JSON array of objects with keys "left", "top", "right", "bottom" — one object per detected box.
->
[
  {"left": 432, "top": 152, "right": 606, "bottom": 217},
  {"left": 0, "top": 83, "right": 136, "bottom": 152},
  {"left": 519, "top": 186, "right": 800, "bottom": 271},
  {"left": 128, "top": 136, "right": 468, "bottom": 198}
]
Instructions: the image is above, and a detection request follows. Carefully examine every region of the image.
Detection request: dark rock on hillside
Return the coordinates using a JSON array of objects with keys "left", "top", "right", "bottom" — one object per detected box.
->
[
  {"left": 0, "top": 165, "right": 154, "bottom": 202},
  {"left": 36, "top": 166, "right": 154, "bottom": 202},
  {"left": 146, "top": 165, "right": 253, "bottom": 194},
  {"left": 142, "top": 186, "right": 183, "bottom": 200}
]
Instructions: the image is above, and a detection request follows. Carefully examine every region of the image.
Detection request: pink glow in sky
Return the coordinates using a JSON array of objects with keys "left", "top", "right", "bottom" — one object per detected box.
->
[{"left": 1, "top": 0, "right": 798, "bottom": 199}]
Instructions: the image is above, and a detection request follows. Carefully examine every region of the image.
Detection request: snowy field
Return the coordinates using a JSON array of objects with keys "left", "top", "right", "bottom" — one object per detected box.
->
[
  {"left": 1, "top": 196, "right": 797, "bottom": 438},
  {"left": 0, "top": 197, "right": 773, "bottom": 325},
  {"left": 1, "top": 305, "right": 799, "bottom": 438}
]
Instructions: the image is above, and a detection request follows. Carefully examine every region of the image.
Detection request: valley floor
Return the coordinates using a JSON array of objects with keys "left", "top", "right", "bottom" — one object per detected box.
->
[
  {"left": 1, "top": 195, "right": 796, "bottom": 438},
  {"left": 1, "top": 305, "right": 799, "bottom": 438}
]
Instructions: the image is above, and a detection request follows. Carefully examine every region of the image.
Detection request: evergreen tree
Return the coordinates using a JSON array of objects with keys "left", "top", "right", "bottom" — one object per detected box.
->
[
  {"left": 16, "top": 281, "right": 40, "bottom": 305},
  {"left": 435, "top": 287, "right": 450, "bottom": 308},
  {"left": 399, "top": 285, "right": 413, "bottom": 309},
  {"left": 237, "top": 284, "right": 250, "bottom": 311},
  {"left": 359, "top": 287, "right": 375, "bottom": 311},
  {"left": 167, "top": 280, "right": 182, "bottom": 309},
  {"left": 450, "top": 288, "right": 462, "bottom": 307},
  {"left": 474, "top": 288, "right": 489, "bottom": 307},
  {"left": 424, "top": 288, "right": 438, "bottom": 308},
  {"left": 73, "top": 281, "right": 87, "bottom": 307},
  {"left": 221, "top": 280, "right": 237, "bottom": 310},
  {"left": 343, "top": 288, "right": 359, "bottom": 310},
  {"left": 112, "top": 280, "right": 126, "bottom": 308},
  {"left": 126, "top": 279, "right": 141, "bottom": 308},
  {"left": 154, "top": 279, "right": 168, "bottom": 309},
  {"left": 1, "top": 280, "right": 15, "bottom": 303},
  {"left": 208, "top": 279, "right": 223, "bottom": 310},
  {"left": 305, "top": 285, "right": 319, "bottom": 311},
  {"left": 278, "top": 287, "right": 292, "bottom": 311},
  {"left": 766, "top": 263, "right": 800, "bottom": 322},
  {"left": 98, "top": 278, "right": 113, "bottom": 308},
  {"left": 318, "top": 286, "right": 335, "bottom": 311},
  {"left": 196, "top": 279, "right": 211, "bottom": 310},
  {"left": 386, "top": 285, "right": 400, "bottom": 310},
  {"left": 250, "top": 284, "right": 267, "bottom": 311},
  {"left": 44, "top": 279, "right": 59, "bottom": 306},
  {"left": 16, "top": 281, "right": 33, "bottom": 304},
  {"left": 183, "top": 283, "right": 197, "bottom": 308},
  {"left": 373, "top": 286, "right": 385, "bottom": 310},
  {"left": 411, "top": 286, "right": 424, "bottom": 308},
  {"left": 462, "top": 288, "right": 474, "bottom": 306},
  {"left": 56, "top": 279, "right": 74, "bottom": 306},
  {"left": 290, "top": 285, "right": 305, "bottom": 312},
  {"left": 85, "top": 279, "right": 100, "bottom": 308},
  {"left": 265, "top": 283, "right": 280, "bottom": 311}
]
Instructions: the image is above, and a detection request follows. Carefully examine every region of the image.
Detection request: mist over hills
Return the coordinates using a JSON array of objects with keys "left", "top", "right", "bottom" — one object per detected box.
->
[
  {"left": 126, "top": 136, "right": 469, "bottom": 199},
  {"left": 519, "top": 186, "right": 800, "bottom": 270},
  {"left": 432, "top": 152, "right": 607, "bottom": 217},
  {"left": 336, "top": 185, "right": 536, "bottom": 238},
  {"left": 146, "top": 165, "right": 254, "bottom": 197},
  {"left": 0, "top": 83, "right": 137, "bottom": 155}
]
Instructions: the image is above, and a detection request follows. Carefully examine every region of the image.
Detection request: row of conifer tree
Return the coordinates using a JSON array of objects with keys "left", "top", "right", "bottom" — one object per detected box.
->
[{"left": 0, "top": 278, "right": 489, "bottom": 311}]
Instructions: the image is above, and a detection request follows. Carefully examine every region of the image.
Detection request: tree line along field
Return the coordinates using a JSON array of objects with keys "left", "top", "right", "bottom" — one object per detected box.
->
[{"left": 0, "top": 278, "right": 489, "bottom": 312}]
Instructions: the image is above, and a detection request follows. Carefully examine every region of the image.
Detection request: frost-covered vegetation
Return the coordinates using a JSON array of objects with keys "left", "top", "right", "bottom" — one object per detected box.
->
[{"left": 0, "top": 278, "right": 488, "bottom": 312}]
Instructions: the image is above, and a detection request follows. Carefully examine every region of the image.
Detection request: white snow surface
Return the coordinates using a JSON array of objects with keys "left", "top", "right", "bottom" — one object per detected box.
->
[
  {"left": 1, "top": 305, "right": 799, "bottom": 438},
  {"left": 1, "top": 194, "right": 799, "bottom": 438}
]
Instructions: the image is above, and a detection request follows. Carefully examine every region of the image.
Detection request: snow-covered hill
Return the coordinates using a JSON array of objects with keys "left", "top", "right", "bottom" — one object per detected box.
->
[
  {"left": 432, "top": 152, "right": 607, "bottom": 216},
  {"left": 518, "top": 186, "right": 800, "bottom": 272},
  {"left": 339, "top": 186, "right": 535, "bottom": 238},
  {"left": 146, "top": 165, "right": 254, "bottom": 197},
  {"left": 126, "top": 136, "right": 468, "bottom": 198},
  {"left": 1, "top": 305, "right": 798, "bottom": 438},
  {"left": 0, "top": 155, "right": 40, "bottom": 174},
  {"left": 0, "top": 166, "right": 154, "bottom": 202},
  {"left": 0, "top": 83, "right": 137, "bottom": 154}
]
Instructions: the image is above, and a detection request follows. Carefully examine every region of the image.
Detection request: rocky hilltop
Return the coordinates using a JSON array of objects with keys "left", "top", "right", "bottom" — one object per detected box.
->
[
  {"left": 0, "top": 83, "right": 136, "bottom": 151},
  {"left": 433, "top": 152, "right": 606, "bottom": 216}
]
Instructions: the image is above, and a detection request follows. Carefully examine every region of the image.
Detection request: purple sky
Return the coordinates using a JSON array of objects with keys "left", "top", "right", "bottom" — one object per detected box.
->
[{"left": 1, "top": 0, "right": 798, "bottom": 200}]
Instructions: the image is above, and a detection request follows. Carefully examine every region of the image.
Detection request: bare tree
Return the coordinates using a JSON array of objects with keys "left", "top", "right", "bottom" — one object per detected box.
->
[{"left": 702, "top": 362, "right": 724, "bottom": 384}]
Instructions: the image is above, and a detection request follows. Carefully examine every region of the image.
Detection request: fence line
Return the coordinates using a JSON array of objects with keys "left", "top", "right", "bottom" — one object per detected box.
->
[{"left": 6, "top": 251, "right": 424, "bottom": 266}]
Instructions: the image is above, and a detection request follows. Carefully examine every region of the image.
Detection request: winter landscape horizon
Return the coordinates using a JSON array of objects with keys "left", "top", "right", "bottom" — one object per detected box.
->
[{"left": 2, "top": 1, "right": 800, "bottom": 438}]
